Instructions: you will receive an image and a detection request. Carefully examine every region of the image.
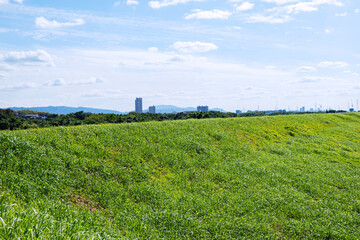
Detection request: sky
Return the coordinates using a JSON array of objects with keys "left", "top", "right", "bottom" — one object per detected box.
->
[{"left": 0, "top": 0, "right": 359, "bottom": 112}]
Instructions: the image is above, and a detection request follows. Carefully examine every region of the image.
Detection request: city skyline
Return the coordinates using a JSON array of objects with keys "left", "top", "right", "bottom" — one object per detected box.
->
[
  {"left": 0, "top": 0, "right": 359, "bottom": 111},
  {"left": 9, "top": 98, "right": 360, "bottom": 114}
]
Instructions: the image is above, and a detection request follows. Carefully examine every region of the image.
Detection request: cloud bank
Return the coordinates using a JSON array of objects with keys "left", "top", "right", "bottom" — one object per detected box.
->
[
  {"left": 185, "top": 9, "right": 232, "bottom": 19},
  {"left": 149, "top": 0, "right": 203, "bottom": 9},
  {"left": 171, "top": 41, "right": 218, "bottom": 53},
  {"left": 35, "top": 17, "right": 85, "bottom": 28},
  {"left": 2, "top": 50, "right": 53, "bottom": 66}
]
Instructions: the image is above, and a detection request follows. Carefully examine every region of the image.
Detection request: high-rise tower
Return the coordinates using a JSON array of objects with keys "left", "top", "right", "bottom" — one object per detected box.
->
[
  {"left": 197, "top": 106, "right": 209, "bottom": 112},
  {"left": 135, "top": 98, "right": 143, "bottom": 113},
  {"left": 149, "top": 105, "right": 156, "bottom": 114}
]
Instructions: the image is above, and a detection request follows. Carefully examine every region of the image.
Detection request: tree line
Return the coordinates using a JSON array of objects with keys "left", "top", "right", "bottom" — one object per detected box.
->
[{"left": 0, "top": 108, "right": 336, "bottom": 131}]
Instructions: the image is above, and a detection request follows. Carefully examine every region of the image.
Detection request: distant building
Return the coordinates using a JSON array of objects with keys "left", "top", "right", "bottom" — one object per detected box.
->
[
  {"left": 349, "top": 108, "right": 355, "bottom": 112},
  {"left": 149, "top": 105, "right": 156, "bottom": 114},
  {"left": 197, "top": 106, "right": 209, "bottom": 112},
  {"left": 22, "top": 114, "right": 47, "bottom": 120},
  {"left": 135, "top": 98, "right": 143, "bottom": 113},
  {"left": 310, "top": 108, "right": 314, "bottom": 112},
  {"left": 300, "top": 106, "right": 305, "bottom": 112},
  {"left": 265, "top": 109, "right": 286, "bottom": 114},
  {"left": 236, "top": 110, "right": 242, "bottom": 114}
]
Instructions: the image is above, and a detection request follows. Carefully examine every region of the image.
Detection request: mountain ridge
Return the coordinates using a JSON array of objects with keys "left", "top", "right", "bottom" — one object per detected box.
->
[{"left": 10, "top": 105, "right": 227, "bottom": 114}]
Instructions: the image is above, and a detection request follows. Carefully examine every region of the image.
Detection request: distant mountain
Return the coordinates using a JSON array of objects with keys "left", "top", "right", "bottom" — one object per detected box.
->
[
  {"left": 150, "top": 105, "right": 196, "bottom": 114},
  {"left": 9, "top": 105, "right": 227, "bottom": 115},
  {"left": 209, "top": 108, "right": 227, "bottom": 113},
  {"left": 10, "top": 106, "right": 127, "bottom": 115},
  {"left": 145, "top": 105, "right": 227, "bottom": 114}
]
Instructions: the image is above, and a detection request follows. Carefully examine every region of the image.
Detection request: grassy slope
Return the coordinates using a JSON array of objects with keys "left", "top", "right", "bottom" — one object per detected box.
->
[{"left": 1, "top": 113, "right": 360, "bottom": 239}]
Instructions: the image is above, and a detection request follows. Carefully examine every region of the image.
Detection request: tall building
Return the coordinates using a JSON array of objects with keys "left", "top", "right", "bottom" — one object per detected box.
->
[
  {"left": 197, "top": 106, "right": 209, "bottom": 112},
  {"left": 300, "top": 106, "right": 305, "bottom": 112},
  {"left": 149, "top": 105, "right": 156, "bottom": 114},
  {"left": 236, "top": 110, "right": 242, "bottom": 114},
  {"left": 135, "top": 98, "right": 143, "bottom": 113}
]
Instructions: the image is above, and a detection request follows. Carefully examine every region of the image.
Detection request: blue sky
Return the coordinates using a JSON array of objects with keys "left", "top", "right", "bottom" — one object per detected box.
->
[{"left": 0, "top": 0, "right": 359, "bottom": 112}]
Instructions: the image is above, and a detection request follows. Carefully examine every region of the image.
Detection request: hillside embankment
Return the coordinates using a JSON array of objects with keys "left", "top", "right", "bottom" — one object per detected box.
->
[{"left": 0, "top": 113, "right": 360, "bottom": 239}]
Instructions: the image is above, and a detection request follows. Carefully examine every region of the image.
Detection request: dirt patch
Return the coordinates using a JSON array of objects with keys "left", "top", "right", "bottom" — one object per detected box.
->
[
  {"left": 69, "top": 194, "right": 100, "bottom": 212},
  {"left": 236, "top": 133, "right": 257, "bottom": 146}
]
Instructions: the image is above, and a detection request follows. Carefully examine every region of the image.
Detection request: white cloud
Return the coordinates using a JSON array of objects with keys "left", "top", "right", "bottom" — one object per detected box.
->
[
  {"left": 81, "top": 90, "right": 124, "bottom": 99},
  {"left": 318, "top": 61, "right": 349, "bottom": 68},
  {"left": 171, "top": 41, "right": 218, "bottom": 53},
  {"left": 0, "top": 71, "right": 8, "bottom": 79},
  {"left": 297, "top": 66, "right": 317, "bottom": 72},
  {"left": 296, "top": 76, "right": 322, "bottom": 83},
  {"left": 0, "top": 28, "right": 15, "bottom": 33},
  {"left": 335, "top": 12, "right": 347, "bottom": 17},
  {"left": 324, "top": 28, "right": 333, "bottom": 34},
  {"left": 355, "top": 9, "right": 360, "bottom": 14},
  {"left": 0, "top": 0, "right": 9, "bottom": 4},
  {"left": 52, "top": 78, "right": 65, "bottom": 86},
  {"left": 167, "top": 54, "right": 207, "bottom": 63},
  {"left": 0, "top": 63, "right": 13, "bottom": 72},
  {"left": 185, "top": 9, "right": 232, "bottom": 20},
  {"left": 149, "top": 0, "right": 203, "bottom": 9},
  {"left": 266, "top": 65, "right": 276, "bottom": 69},
  {"left": 232, "top": 26, "right": 242, "bottom": 30},
  {"left": 236, "top": 2, "right": 254, "bottom": 11},
  {"left": 44, "top": 78, "right": 66, "bottom": 87},
  {"left": 0, "top": 83, "right": 35, "bottom": 91},
  {"left": 261, "top": 0, "right": 300, "bottom": 4},
  {"left": 342, "top": 70, "right": 359, "bottom": 77},
  {"left": 148, "top": 47, "right": 159, "bottom": 52},
  {"left": 2, "top": 49, "right": 53, "bottom": 66},
  {"left": 70, "top": 77, "right": 105, "bottom": 86},
  {"left": 282, "top": 4, "right": 318, "bottom": 13},
  {"left": 126, "top": 0, "right": 139, "bottom": 5},
  {"left": 144, "top": 52, "right": 207, "bottom": 65},
  {"left": 81, "top": 91, "right": 108, "bottom": 98},
  {"left": 244, "top": 14, "right": 292, "bottom": 23},
  {"left": 44, "top": 77, "right": 104, "bottom": 87},
  {"left": 272, "top": 0, "right": 343, "bottom": 14},
  {"left": 35, "top": 17, "right": 85, "bottom": 28},
  {"left": 13, "top": 0, "right": 23, "bottom": 3},
  {"left": 243, "top": 0, "right": 342, "bottom": 24}
]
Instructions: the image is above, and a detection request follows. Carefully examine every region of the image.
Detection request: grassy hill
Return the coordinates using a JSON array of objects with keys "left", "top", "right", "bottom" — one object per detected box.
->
[{"left": 1, "top": 113, "right": 360, "bottom": 239}]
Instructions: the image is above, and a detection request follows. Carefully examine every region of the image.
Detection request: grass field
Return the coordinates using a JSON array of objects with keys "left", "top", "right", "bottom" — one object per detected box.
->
[{"left": 1, "top": 113, "right": 360, "bottom": 239}]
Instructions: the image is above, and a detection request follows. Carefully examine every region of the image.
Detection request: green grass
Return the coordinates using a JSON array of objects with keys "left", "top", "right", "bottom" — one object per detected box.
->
[{"left": 1, "top": 113, "right": 360, "bottom": 239}]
